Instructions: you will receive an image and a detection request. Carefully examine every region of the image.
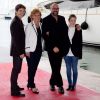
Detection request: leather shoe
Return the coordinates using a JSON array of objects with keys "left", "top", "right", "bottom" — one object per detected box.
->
[
  {"left": 11, "top": 91, "right": 25, "bottom": 97},
  {"left": 70, "top": 86, "right": 75, "bottom": 91},
  {"left": 66, "top": 85, "right": 72, "bottom": 91},
  {"left": 17, "top": 86, "right": 24, "bottom": 91},
  {"left": 50, "top": 85, "right": 55, "bottom": 91},
  {"left": 58, "top": 87, "right": 64, "bottom": 94}
]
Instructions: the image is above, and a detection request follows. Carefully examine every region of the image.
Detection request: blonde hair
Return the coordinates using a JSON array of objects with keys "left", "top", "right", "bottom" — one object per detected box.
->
[
  {"left": 30, "top": 8, "right": 41, "bottom": 19},
  {"left": 68, "top": 14, "right": 77, "bottom": 21}
]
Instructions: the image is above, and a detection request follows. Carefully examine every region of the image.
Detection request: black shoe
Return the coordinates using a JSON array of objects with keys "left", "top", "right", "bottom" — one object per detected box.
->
[
  {"left": 11, "top": 91, "right": 25, "bottom": 97},
  {"left": 66, "top": 85, "right": 72, "bottom": 91},
  {"left": 58, "top": 87, "right": 64, "bottom": 94},
  {"left": 70, "top": 86, "right": 75, "bottom": 91},
  {"left": 50, "top": 85, "right": 55, "bottom": 91},
  {"left": 17, "top": 86, "right": 24, "bottom": 91}
]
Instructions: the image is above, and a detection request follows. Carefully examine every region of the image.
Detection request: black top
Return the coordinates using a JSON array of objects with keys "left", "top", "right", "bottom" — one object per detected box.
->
[
  {"left": 42, "top": 14, "right": 70, "bottom": 57},
  {"left": 10, "top": 16, "right": 25, "bottom": 56},
  {"left": 35, "top": 27, "right": 42, "bottom": 53}
]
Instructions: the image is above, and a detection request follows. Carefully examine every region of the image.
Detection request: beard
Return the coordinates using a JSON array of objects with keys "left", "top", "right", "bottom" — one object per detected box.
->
[{"left": 52, "top": 11, "right": 58, "bottom": 16}]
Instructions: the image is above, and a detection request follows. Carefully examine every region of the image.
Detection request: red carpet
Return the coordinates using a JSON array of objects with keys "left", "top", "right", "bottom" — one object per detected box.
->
[{"left": 0, "top": 63, "right": 100, "bottom": 100}]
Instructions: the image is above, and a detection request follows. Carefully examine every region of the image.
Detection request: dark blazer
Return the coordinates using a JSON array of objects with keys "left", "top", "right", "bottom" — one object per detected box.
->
[
  {"left": 68, "top": 28, "right": 83, "bottom": 59},
  {"left": 10, "top": 16, "right": 25, "bottom": 56},
  {"left": 42, "top": 14, "right": 70, "bottom": 57}
]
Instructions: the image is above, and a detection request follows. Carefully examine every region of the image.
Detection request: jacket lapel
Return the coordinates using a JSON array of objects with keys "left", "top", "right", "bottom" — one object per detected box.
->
[{"left": 32, "top": 21, "right": 42, "bottom": 35}]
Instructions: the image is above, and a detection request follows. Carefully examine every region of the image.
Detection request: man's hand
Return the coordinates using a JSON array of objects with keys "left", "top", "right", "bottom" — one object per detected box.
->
[
  {"left": 76, "top": 24, "right": 81, "bottom": 31},
  {"left": 53, "top": 47, "right": 59, "bottom": 53},
  {"left": 20, "top": 54, "right": 25, "bottom": 59},
  {"left": 26, "top": 52, "right": 30, "bottom": 58}
]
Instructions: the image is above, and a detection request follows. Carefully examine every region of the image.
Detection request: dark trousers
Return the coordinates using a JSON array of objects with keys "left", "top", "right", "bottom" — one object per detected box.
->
[
  {"left": 26, "top": 51, "right": 42, "bottom": 88},
  {"left": 48, "top": 52, "right": 63, "bottom": 87},
  {"left": 10, "top": 56, "right": 22, "bottom": 92}
]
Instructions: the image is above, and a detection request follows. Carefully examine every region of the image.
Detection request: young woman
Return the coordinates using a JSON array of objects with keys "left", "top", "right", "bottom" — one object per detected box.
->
[
  {"left": 10, "top": 4, "right": 26, "bottom": 97},
  {"left": 25, "top": 9, "right": 42, "bottom": 94},
  {"left": 64, "top": 14, "right": 83, "bottom": 91}
]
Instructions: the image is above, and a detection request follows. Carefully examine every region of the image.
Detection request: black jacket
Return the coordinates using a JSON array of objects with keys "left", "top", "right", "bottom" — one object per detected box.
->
[
  {"left": 10, "top": 16, "right": 25, "bottom": 56},
  {"left": 68, "top": 28, "right": 83, "bottom": 59},
  {"left": 42, "top": 14, "right": 70, "bottom": 57}
]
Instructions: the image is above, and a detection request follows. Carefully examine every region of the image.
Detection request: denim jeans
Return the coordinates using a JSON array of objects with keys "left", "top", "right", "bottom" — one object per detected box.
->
[{"left": 64, "top": 56, "right": 78, "bottom": 86}]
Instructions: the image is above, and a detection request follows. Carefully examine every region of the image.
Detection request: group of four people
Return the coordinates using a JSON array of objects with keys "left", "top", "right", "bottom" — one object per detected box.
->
[{"left": 10, "top": 3, "right": 82, "bottom": 97}]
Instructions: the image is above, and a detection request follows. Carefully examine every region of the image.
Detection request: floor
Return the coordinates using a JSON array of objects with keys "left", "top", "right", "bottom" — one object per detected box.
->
[{"left": 0, "top": 63, "right": 100, "bottom": 100}]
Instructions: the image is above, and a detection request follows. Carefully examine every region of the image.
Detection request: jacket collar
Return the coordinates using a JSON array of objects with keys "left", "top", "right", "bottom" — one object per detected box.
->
[
  {"left": 31, "top": 21, "right": 42, "bottom": 33},
  {"left": 15, "top": 16, "right": 22, "bottom": 21}
]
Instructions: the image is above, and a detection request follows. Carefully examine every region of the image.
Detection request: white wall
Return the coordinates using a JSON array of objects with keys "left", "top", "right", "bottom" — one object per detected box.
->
[
  {"left": 0, "top": 19, "right": 11, "bottom": 48},
  {"left": 60, "top": 7, "right": 100, "bottom": 44}
]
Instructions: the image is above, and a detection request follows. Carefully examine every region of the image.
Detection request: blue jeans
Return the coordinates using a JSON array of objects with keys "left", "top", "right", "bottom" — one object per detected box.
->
[{"left": 64, "top": 56, "right": 78, "bottom": 86}]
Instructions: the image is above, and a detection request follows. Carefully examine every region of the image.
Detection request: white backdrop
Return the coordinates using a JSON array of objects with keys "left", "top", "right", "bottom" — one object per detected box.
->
[{"left": 0, "top": 0, "right": 46, "bottom": 14}]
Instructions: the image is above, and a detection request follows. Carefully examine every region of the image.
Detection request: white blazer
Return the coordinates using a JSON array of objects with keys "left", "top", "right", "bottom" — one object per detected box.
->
[{"left": 25, "top": 21, "right": 42, "bottom": 53}]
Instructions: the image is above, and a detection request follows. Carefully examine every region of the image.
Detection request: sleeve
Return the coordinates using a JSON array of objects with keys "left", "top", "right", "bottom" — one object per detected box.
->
[
  {"left": 25, "top": 24, "right": 31, "bottom": 52},
  {"left": 61, "top": 17, "right": 70, "bottom": 56},
  {"left": 10, "top": 22, "right": 25, "bottom": 55},
  {"left": 63, "top": 17, "right": 68, "bottom": 31},
  {"left": 78, "top": 29, "right": 83, "bottom": 59},
  {"left": 42, "top": 18, "right": 49, "bottom": 41}
]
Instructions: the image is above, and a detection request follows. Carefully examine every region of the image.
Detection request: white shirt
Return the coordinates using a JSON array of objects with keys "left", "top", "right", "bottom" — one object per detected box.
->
[{"left": 67, "top": 26, "right": 75, "bottom": 56}]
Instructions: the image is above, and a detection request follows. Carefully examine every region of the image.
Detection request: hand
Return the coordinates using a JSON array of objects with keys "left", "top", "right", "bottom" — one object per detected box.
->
[
  {"left": 26, "top": 52, "right": 30, "bottom": 58},
  {"left": 53, "top": 47, "right": 59, "bottom": 53},
  {"left": 46, "top": 32, "right": 49, "bottom": 36},
  {"left": 20, "top": 54, "right": 25, "bottom": 59},
  {"left": 76, "top": 24, "right": 81, "bottom": 31}
]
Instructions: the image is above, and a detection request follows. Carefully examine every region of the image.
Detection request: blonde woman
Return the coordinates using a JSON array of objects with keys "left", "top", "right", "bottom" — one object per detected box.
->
[
  {"left": 64, "top": 14, "right": 83, "bottom": 91},
  {"left": 25, "top": 9, "right": 42, "bottom": 94}
]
